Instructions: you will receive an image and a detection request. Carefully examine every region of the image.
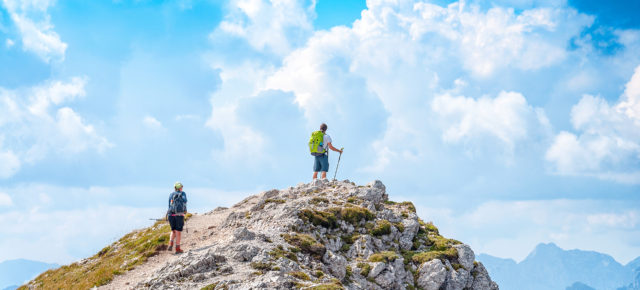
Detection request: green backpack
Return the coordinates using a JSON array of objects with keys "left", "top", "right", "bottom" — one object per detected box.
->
[{"left": 309, "top": 131, "right": 326, "bottom": 155}]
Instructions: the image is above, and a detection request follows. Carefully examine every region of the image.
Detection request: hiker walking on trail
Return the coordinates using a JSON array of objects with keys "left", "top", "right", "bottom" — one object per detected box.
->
[
  {"left": 309, "top": 123, "right": 343, "bottom": 181},
  {"left": 167, "top": 182, "right": 187, "bottom": 254}
]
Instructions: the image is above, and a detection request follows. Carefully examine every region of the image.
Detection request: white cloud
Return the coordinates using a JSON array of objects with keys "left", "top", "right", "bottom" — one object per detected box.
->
[
  {"left": 206, "top": 104, "right": 267, "bottom": 167},
  {"left": 0, "top": 77, "right": 111, "bottom": 178},
  {"left": 206, "top": 0, "right": 591, "bottom": 175},
  {"left": 546, "top": 65, "right": 640, "bottom": 183},
  {"left": 143, "top": 115, "right": 163, "bottom": 130},
  {"left": 5, "top": 38, "right": 14, "bottom": 48},
  {"left": 2, "top": 0, "right": 67, "bottom": 62},
  {"left": 214, "top": 0, "right": 315, "bottom": 56},
  {"left": 55, "top": 107, "right": 112, "bottom": 154},
  {"left": 0, "top": 149, "right": 20, "bottom": 178},
  {"left": 406, "top": 2, "right": 585, "bottom": 76},
  {"left": 0, "top": 183, "right": 254, "bottom": 263},
  {"left": 432, "top": 91, "right": 550, "bottom": 154},
  {"left": 0, "top": 192, "right": 13, "bottom": 207},
  {"left": 28, "top": 76, "right": 87, "bottom": 117},
  {"left": 418, "top": 199, "right": 640, "bottom": 264}
]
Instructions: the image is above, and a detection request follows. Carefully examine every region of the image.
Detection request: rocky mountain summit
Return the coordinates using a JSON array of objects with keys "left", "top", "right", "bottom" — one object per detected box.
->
[{"left": 25, "top": 180, "right": 498, "bottom": 290}]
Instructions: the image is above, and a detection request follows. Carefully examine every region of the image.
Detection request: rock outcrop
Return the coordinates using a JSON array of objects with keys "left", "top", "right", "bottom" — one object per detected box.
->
[
  {"left": 26, "top": 180, "right": 498, "bottom": 290},
  {"left": 134, "top": 180, "right": 498, "bottom": 289}
]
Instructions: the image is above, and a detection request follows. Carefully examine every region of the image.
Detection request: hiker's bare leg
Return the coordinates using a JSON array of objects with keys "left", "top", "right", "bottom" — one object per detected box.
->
[
  {"left": 313, "top": 172, "right": 318, "bottom": 180},
  {"left": 321, "top": 172, "right": 327, "bottom": 179},
  {"left": 176, "top": 231, "right": 182, "bottom": 246},
  {"left": 170, "top": 231, "right": 175, "bottom": 243}
]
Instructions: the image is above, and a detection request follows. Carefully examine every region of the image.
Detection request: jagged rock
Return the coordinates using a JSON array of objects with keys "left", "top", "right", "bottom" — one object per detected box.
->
[
  {"left": 354, "top": 180, "right": 388, "bottom": 204},
  {"left": 374, "top": 269, "right": 396, "bottom": 288},
  {"left": 232, "top": 227, "right": 255, "bottom": 241},
  {"left": 231, "top": 244, "right": 259, "bottom": 261},
  {"left": 348, "top": 235, "right": 375, "bottom": 259},
  {"left": 471, "top": 262, "right": 499, "bottom": 290},
  {"left": 369, "top": 262, "right": 386, "bottom": 278},
  {"left": 47, "top": 180, "right": 499, "bottom": 290},
  {"left": 446, "top": 266, "right": 471, "bottom": 290},
  {"left": 454, "top": 244, "right": 475, "bottom": 270},
  {"left": 417, "top": 259, "right": 448, "bottom": 290},
  {"left": 399, "top": 219, "right": 419, "bottom": 250},
  {"left": 323, "top": 250, "right": 347, "bottom": 280}
]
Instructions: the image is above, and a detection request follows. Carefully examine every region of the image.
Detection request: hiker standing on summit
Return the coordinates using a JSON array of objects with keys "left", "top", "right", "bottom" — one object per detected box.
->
[
  {"left": 309, "top": 123, "right": 343, "bottom": 181},
  {"left": 167, "top": 182, "right": 187, "bottom": 254}
]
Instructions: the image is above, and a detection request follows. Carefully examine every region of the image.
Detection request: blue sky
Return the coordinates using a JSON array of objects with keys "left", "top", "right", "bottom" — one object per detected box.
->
[{"left": 0, "top": 0, "right": 639, "bottom": 266}]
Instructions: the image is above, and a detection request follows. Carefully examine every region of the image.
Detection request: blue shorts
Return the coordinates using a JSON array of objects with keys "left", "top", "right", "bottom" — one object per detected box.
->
[{"left": 313, "top": 154, "right": 329, "bottom": 172}]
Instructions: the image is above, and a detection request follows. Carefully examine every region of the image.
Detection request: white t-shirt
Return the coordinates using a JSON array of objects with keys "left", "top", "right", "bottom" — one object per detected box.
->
[{"left": 322, "top": 134, "right": 332, "bottom": 152}]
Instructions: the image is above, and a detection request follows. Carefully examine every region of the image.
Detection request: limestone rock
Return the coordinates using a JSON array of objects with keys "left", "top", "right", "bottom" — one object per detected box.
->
[
  {"left": 323, "top": 250, "right": 347, "bottom": 280},
  {"left": 454, "top": 244, "right": 475, "bottom": 270},
  {"left": 80, "top": 180, "right": 499, "bottom": 290},
  {"left": 471, "top": 262, "right": 499, "bottom": 290},
  {"left": 417, "top": 259, "right": 447, "bottom": 290}
]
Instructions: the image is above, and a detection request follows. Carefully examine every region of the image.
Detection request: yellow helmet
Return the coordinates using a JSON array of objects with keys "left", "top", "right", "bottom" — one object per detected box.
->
[{"left": 174, "top": 182, "right": 183, "bottom": 190}]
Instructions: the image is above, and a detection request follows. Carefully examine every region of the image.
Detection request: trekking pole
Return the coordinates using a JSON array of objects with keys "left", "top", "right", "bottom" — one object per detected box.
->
[{"left": 333, "top": 148, "right": 344, "bottom": 181}]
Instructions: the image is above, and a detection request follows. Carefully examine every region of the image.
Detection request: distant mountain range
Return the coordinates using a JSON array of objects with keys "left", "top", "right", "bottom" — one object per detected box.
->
[
  {"left": 477, "top": 243, "right": 640, "bottom": 290},
  {"left": 0, "top": 259, "right": 58, "bottom": 290}
]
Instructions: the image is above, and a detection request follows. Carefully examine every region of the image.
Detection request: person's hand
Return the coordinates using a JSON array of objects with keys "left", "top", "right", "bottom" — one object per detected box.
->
[{"left": 340, "top": 147, "right": 344, "bottom": 154}]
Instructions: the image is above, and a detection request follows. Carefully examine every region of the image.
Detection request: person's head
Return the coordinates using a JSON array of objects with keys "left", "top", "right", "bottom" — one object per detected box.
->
[
  {"left": 320, "top": 123, "right": 327, "bottom": 133},
  {"left": 174, "top": 182, "right": 183, "bottom": 191}
]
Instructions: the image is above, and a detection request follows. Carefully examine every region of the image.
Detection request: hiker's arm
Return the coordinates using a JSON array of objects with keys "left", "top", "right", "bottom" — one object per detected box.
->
[
  {"left": 327, "top": 143, "right": 342, "bottom": 153},
  {"left": 182, "top": 193, "right": 188, "bottom": 214}
]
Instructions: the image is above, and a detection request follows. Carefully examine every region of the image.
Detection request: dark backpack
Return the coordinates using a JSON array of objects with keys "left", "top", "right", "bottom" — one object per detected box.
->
[{"left": 169, "top": 192, "right": 187, "bottom": 214}]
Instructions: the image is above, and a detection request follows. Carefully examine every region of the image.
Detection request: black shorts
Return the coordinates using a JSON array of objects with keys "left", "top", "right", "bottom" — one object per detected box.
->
[{"left": 169, "top": 215, "right": 184, "bottom": 231}]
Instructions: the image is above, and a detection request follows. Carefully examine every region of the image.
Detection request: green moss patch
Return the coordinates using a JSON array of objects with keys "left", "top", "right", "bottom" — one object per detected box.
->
[
  {"left": 399, "top": 201, "right": 416, "bottom": 213},
  {"left": 269, "top": 245, "right": 298, "bottom": 262},
  {"left": 251, "top": 262, "right": 274, "bottom": 272},
  {"left": 289, "top": 271, "right": 311, "bottom": 281},
  {"left": 371, "top": 220, "right": 392, "bottom": 236},
  {"left": 299, "top": 206, "right": 375, "bottom": 228},
  {"left": 330, "top": 207, "right": 375, "bottom": 225},
  {"left": 357, "top": 262, "right": 371, "bottom": 277},
  {"left": 368, "top": 251, "right": 398, "bottom": 263},
  {"left": 299, "top": 209, "right": 338, "bottom": 228},
  {"left": 309, "top": 282, "right": 344, "bottom": 290},
  {"left": 310, "top": 197, "right": 329, "bottom": 204},
  {"left": 283, "top": 233, "right": 326, "bottom": 258},
  {"left": 411, "top": 247, "right": 458, "bottom": 264},
  {"left": 201, "top": 282, "right": 219, "bottom": 290}
]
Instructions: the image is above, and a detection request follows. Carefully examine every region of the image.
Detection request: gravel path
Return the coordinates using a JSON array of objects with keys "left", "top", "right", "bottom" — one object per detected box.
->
[{"left": 100, "top": 194, "right": 261, "bottom": 290}]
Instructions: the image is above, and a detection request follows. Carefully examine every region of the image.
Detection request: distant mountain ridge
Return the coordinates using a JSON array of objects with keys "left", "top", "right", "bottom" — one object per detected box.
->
[
  {"left": 0, "top": 259, "right": 58, "bottom": 290},
  {"left": 478, "top": 243, "right": 640, "bottom": 290}
]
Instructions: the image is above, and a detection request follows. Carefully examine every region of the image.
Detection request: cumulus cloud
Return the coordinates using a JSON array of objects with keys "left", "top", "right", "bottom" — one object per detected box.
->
[
  {"left": 0, "top": 77, "right": 111, "bottom": 178},
  {"left": 204, "top": 0, "right": 596, "bottom": 177},
  {"left": 214, "top": 0, "right": 315, "bottom": 56},
  {"left": 0, "top": 183, "right": 253, "bottom": 263},
  {"left": 28, "top": 76, "right": 87, "bottom": 117},
  {"left": 432, "top": 91, "right": 551, "bottom": 156},
  {"left": 418, "top": 199, "right": 640, "bottom": 263},
  {"left": 1, "top": 0, "right": 67, "bottom": 62},
  {"left": 546, "top": 65, "right": 640, "bottom": 183}
]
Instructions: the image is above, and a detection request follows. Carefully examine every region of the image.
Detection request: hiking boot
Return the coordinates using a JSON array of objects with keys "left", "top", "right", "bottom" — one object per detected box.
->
[{"left": 175, "top": 246, "right": 183, "bottom": 254}]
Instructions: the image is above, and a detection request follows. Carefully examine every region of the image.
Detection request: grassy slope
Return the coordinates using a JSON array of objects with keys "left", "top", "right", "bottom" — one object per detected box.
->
[{"left": 21, "top": 214, "right": 191, "bottom": 289}]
